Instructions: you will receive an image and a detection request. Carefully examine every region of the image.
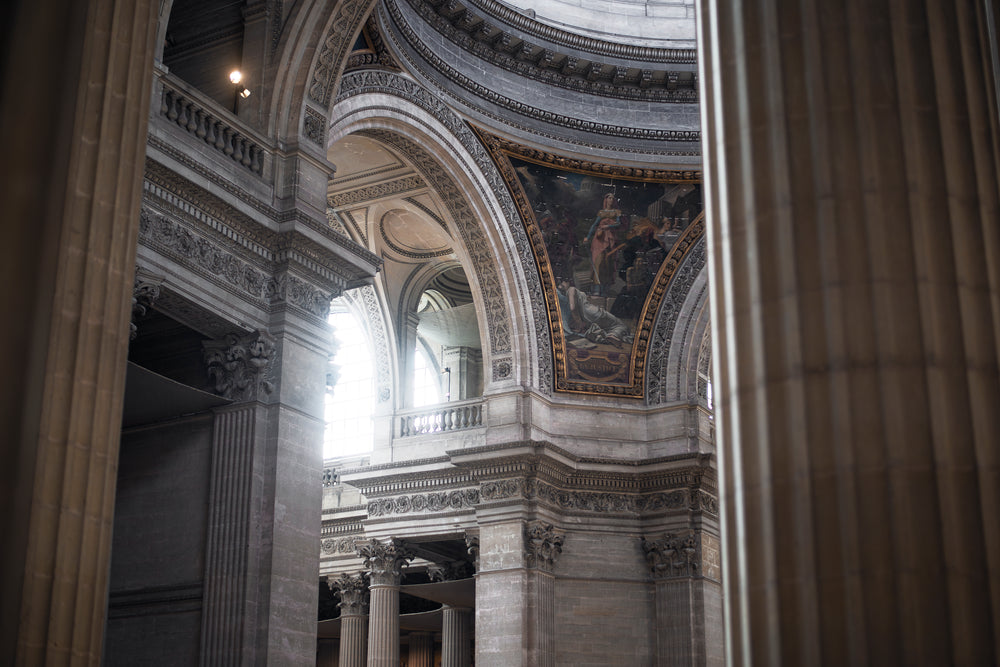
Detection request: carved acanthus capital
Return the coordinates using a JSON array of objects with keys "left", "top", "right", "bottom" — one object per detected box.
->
[
  {"left": 641, "top": 532, "right": 700, "bottom": 579},
  {"left": 330, "top": 573, "right": 369, "bottom": 616},
  {"left": 203, "top": 330, "right": 276, "bottom": 401},
  {"left": 465, "top": 534, "right": 480, "bottom": 572},
  {"left": 524, "top": 522, "right": 565, "bottom": 573},
  {"left": 427, "top": 561, "right": 474, "bottom": 582},
  {"left": 130, "top": 270, "right": 163, "bottom": 340},
  {"left": 356, "top": 538, "right": 414, "bottom": 587}
]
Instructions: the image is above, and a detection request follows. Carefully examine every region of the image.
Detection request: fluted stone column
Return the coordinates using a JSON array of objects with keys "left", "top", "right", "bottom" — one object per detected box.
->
[
  {"left": 407, "top": 632, "right": 434, "bottom": 667},
  {"left": 1, "top": 1, "right": 158, "bottom": 663},
  {"left": 333, "top": 573, "right": 369, "bottom": 667},
  {"left": 441, "top": 606, "right": 473, "bottom": 667},
  {"left": 523, "top": 522, "right": 564, "bottom": 667},
  {"left": 358, "top": 539, "right": 413, "bottom": 667},
  {"left": 642, "top": 531, "right": 723, "bottom": 666},
  {"left": 698, "top": 1, "right": 1000, "bottom": 664}
]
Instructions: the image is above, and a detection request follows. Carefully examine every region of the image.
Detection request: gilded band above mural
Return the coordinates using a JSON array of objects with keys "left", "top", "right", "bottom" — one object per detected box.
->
[{"left": 477, "top": 128, "right": 705, "bottom": 397}]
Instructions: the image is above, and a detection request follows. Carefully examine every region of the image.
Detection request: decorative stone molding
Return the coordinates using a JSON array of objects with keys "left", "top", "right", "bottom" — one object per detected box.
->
[
  {"left": 203, "top": 330, "right": 277, "bottom": 401},
  {"left": 268, "top": 272, "right": 332, "bottom": 318},
  {"left": 303, "top": 105, "right": 327, "bottom": 146},
  {"left": 367, "top": 489, "right": 480, "bottom": 517},
  {"left": 130, "top": 270, "right": 163, "bottom": 340},
  {"left": 379, "top": 1, "right": 701, "bottom": 145},
  {"left": 331, "top": 573, "right": 370, "bottom": 615},
  {"left": 393, "top": 0, "right": 697, "bottom": 104},
  {"left": 321, "top": 536, "right": 361, "bottom": 555},
  {"left": 336, "top": 71, "right": 551, "bottom": 390},
  {"left": 328, "top": 174, "right": 426, "bottom": 207},
  {"left": 647, "top": 239, "right": 706, "bottom": 404},
  {"left": 641, "top": 532, "right": 699, "bottom": 579},
  {"left": 357, "top": 538, "right": 415, "bottom": 586},
  {"left": 308, "top": 0, "right": 378, "bottom": 108},
  {"left": 523, "top": 522, "right": 564, "bottom": 572}
]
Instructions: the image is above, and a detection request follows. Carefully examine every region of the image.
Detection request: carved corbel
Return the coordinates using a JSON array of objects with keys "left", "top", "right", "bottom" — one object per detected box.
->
[{"left": 202, "top": 329, "right": 276, "bottom": 401}]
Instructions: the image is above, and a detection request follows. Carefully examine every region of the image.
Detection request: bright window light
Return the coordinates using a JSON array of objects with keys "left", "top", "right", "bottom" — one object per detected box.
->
[
  {"left": 325, "top": 310, "right": 375, "bottom": 458},
  {"left": 412, "top": 344, "right": 441, "bottom": 407}
]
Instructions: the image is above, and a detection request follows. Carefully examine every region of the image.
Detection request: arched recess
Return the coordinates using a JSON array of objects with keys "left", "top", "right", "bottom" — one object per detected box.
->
[
  {"left": 327, "top": 77, "right": 549, "bottom": 394},
  {"left": 647, "top": 238, "right": 710, "bottom": 405}
]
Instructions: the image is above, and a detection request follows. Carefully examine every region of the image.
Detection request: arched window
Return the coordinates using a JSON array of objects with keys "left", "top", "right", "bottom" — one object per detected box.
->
[
  {"left": 325, "top": 308, "right": 375, "bottom": 458},
  {"left": 412, "top": 341, "right": 442, "bottom": 407}
]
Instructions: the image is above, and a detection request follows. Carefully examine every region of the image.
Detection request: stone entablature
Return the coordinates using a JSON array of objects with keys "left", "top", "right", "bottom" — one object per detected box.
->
[{"left": 332, "top": 441, "right": 717, "bottom": 525}]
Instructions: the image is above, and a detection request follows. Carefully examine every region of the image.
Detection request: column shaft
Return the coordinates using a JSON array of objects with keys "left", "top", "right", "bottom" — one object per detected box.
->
[
  {"left": 698, "top": 0, "right": 1000, "bottom": 664},
  {"left": 339, "top": 614, "right": 368, "bottom": 667},
  {"left": 441, "top": 606, "right": 473, "bottom": 667},
  {"left": 366, "top": 585, "right": 400, "bottom": 667},
  {"left": 4, "top": 0, "right": 158, "bottom": 664},
  {"left": 407, "top": 631, "right": 434, "bottom": 667}
]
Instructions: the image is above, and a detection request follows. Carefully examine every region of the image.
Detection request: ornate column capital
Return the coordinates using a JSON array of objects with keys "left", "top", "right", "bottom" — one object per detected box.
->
[
  {"left": 202, "top": 329, "right": 276, "bottom": 401},
  {"left": 330, "top": 573, "right": 369, "bottom": 617},
  {"left": 356, "top": 538, "right": 414, "bottom": 587},
  {"left": 130, "top": 270, "right": 163, "bottom": 340},
  {"left": 427, "top": 561, "right": 474, "bottom": 582},
  {"left": 641, "top": 532, "right": 700, "bottom": 579},
  {"left": 523, "top": 522, "right": 564, "bottom": 573},
  {"left": 465, "top": 533, "right": 479, "bottom": 572}
]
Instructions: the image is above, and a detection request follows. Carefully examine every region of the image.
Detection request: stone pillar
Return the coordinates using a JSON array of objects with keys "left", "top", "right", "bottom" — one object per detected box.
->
[
  {"left": 523, "top": 522, "right": 564, "bottom": 667},
  {"left": 441, "top": 606, "right": 473, "bottom": 667},
  {"left": 642, "top": 531, "right": 722, "bottom": 666},
  {"left": 333, "top": 573, "right": 369, "bottom": 667},
  {"left": 407, "top": 632, "right": 434, "bottom": 667},
  {"left": 1, "top": 0, "right": 158, "bottom": 663},
  {"left": 358, "top": 539, "right": 414, "bottom": 667},
  {"left": 442, "top": 346, "right": 483, "bottom": 400},
  {"left": 697, "top": 1, "right": 1000, "bottom": 664}
]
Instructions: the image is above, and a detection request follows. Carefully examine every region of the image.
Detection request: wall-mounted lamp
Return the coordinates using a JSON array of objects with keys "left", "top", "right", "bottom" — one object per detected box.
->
[{"left": 229, "top": 70, "right": 251, "bottom": 113}]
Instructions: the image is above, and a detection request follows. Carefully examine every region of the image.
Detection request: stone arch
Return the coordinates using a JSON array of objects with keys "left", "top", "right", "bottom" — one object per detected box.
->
[
  {"left": 646, "top": 238, "right": 709, "bottom": 405},
  {"left": 327, "top": 76, "right": 550, "bottom": 393}
]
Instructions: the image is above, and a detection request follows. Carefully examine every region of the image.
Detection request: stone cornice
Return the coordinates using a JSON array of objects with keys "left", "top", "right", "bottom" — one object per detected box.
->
[
  {"left": 376, "top": 6, "right": 700, "bottom": 146},
  {"left": 393, "top": 0, "right": 697, "bottom": 104}
]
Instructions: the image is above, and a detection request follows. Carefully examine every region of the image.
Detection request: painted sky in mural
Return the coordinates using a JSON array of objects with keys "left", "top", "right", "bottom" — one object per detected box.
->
[{"left": 510, "top": 157, "right": 703, "bottom": 388}]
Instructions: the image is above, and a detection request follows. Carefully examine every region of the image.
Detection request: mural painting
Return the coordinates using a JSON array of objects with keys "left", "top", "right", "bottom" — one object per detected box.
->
[{"left": 478, "top": 129, "right": 704, "bottom": 396}]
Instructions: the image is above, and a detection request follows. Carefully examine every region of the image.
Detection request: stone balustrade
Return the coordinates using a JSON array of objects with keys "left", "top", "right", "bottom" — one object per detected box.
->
[
  {"left": 159, "top": 76, "right": 267, "bottom": 175},
  {"left": 397, "top": 399, "right": 484, "bottom": 437}
]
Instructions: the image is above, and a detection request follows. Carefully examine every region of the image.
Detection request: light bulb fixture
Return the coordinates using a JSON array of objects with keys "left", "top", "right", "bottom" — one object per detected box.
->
[
  {"left": 239, "top": 87, "right": 251, "bottom": 99},
  {"left": 229, "top": 70, "right": 242, "bottom": 84}
]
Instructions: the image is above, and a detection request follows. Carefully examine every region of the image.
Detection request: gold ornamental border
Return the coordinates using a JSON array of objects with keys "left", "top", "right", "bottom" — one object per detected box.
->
[{"left": 474, "top": 125, "right": 705, "bottom": 398}]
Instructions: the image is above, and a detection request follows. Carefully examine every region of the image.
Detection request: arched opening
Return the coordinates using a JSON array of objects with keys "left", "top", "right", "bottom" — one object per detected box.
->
[{"left": 325, "top": 305, "right": 377, "bottom": 458}]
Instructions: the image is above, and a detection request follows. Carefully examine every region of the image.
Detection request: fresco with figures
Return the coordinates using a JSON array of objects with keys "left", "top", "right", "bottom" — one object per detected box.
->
[{"left": 479, "top": 129, "right": 704, "bottom": 396}]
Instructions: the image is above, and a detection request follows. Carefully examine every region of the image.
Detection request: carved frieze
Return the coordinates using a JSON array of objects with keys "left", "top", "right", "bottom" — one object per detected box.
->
[
  {"left": 303, "top": 105, "right": 327, "bottom": 146},
  {"left": 524, "top": 522, "right": 564, "bottom": 572},
  {"left": 203, "top": 330, "right": 276, "bottom": 401},
  {"left": 308, "top": 0, "right": 377, "bottom": 108},
  {"left": 356, "top": 538, "right": 415, "bottom": 586},
  {"left": 367, "top": 489, "right": 480, "bottom": 517},
  {"left": 641, "top": 532, "right": 699, "bottom": 579},
  {"left": 328, "top": 174, "right": 426, "bottom": 207}
]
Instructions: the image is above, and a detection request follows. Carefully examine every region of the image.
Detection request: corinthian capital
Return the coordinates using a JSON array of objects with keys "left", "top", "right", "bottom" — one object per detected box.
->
[
  {"left": 202, "top": 329, "right": 276, "bottom": 401},
  {"left": 524, "top": 522, "right": 564, "bottom": 573},
  {"left": 641, "top": 532, "right": 700, "bottom": 579},
  {"left": 356, "top": 538, "right": 414, "bottom": 587},
  {"left": 330, "top": 573, "right": 369, "bottom": 616}
]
